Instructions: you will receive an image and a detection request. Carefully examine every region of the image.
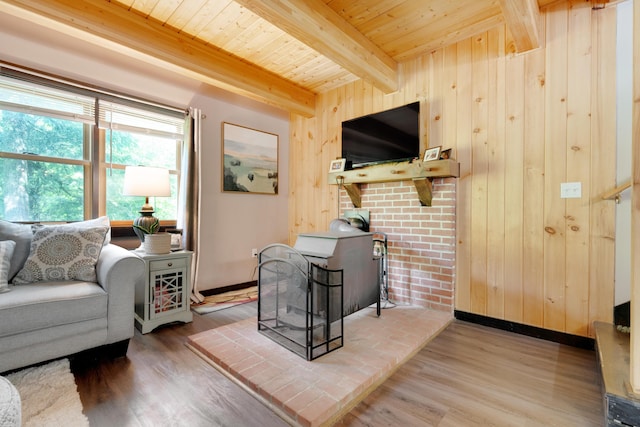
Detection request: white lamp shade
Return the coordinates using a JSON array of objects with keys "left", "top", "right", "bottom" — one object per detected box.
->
[{"left": 122, "top": 166, "right": 171, "bottom": 197}]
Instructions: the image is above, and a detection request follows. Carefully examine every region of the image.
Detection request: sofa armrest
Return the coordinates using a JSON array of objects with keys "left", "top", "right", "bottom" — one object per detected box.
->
[{"left": 96, "top": 244, "right": 145, "bottom": 344}]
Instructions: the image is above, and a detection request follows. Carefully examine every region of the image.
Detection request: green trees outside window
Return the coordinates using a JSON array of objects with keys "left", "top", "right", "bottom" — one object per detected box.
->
[{"left": 0, "top": 71, "right": 184, "bottom": 223}]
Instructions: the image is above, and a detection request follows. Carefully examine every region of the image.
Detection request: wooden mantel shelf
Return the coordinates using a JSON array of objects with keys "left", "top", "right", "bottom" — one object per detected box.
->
[{"left": 328, "top": 159, "right": 460, "bottom": 207}]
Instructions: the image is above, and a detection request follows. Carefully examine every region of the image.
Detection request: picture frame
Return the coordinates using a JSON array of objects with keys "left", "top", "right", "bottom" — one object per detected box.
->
[
  {"left": 222, "top": 122, "right": 279, "bottom": 194},
  {"left": 423, "top": 146, "right": 441, "bottom": 162},
  {"left": 439, "top": 148, "right": 452, "bottom": 160},
  {"left": 165, "top": 228, "right": 183, "bottom": 251},
  {"left": 329, "top": 158, "right": 346, "bottom": 173}
]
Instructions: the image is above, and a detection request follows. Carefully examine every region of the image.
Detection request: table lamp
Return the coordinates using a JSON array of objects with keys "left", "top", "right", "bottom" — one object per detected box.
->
[{"left": 122, "top": 166, "right": 171, "bottom": 243}]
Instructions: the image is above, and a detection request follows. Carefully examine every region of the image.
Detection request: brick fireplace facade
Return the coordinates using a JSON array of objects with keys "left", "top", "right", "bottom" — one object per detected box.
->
[{"left": 339, "top": 178, "right": 456, "bottom": 312}]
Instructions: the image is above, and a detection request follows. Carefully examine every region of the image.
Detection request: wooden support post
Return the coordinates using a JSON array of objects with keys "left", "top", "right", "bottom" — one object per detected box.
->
[
  {"left": 412, "top": 178, "right": 434, "bottom": 207},
  {"left": 343, "top": 183, "right": 361, "bottom": 208}
]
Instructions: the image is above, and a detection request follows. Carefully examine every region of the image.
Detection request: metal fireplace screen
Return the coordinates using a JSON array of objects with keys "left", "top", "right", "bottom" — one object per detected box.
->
[{"left": 257, "top": 244, "right": 343, "bottom": 360}]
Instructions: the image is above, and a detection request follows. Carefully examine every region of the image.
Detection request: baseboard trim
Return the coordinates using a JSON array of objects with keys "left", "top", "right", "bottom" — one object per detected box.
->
[
  {"left": 454, "top": 310, "right": 595, "bottom": 351},
  {"left": 201, "top": 281, "right": 257, "bottom": 297}
]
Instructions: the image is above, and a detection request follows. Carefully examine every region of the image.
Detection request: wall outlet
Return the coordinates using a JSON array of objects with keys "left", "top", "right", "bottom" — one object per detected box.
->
[
  {"left": 560, "top": 182, "right": 582, "bottom": 199},
  {"left": 251, "top": 248, "right": 258, "bottom": 258}
]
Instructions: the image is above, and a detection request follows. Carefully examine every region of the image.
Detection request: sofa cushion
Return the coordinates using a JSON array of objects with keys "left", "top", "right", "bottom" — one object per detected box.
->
[
  {"left": 0, "top": 281, "right": 108, "bottom": 337},
  {"left": 0, "top": 318, "right": 107, "bottom": 359},
  {"left": 0, "top": 281, "right": 107, "bottom": 339},
  {"left": 12, "top": 225, "right": 108, "bottom": 284},
  {"left": 0, "top": 241, "right": 16, "bottom": 293},
  {"left": 0, "top": 222, "right": 32, "bottom": 282}
]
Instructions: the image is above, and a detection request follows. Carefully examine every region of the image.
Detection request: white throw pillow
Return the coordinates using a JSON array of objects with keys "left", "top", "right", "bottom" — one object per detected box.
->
[
  {"left": 0, "top": 240, "right": 16, "bottom": 293},
  {"left": 12, "top": 224, "right": 108, "bottom": 284}
]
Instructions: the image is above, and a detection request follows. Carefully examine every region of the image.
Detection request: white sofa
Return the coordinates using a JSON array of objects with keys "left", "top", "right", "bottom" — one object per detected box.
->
[{"left": 0, "top": 219, "right": 144, "bottom": 373}]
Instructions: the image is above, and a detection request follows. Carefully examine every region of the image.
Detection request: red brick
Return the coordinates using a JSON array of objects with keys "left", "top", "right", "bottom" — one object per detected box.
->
[{"left": 337, "top": 179, "right": 456, "bottom": 313}]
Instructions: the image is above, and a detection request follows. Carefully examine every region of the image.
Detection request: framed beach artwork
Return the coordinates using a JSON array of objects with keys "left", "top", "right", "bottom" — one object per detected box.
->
[{"left": 222, "top": 122, "right": 279, "bottom": 194}]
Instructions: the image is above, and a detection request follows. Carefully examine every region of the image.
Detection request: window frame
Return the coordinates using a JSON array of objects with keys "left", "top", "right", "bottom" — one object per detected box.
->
[{"left": 0, "top": 64, "right": 185, "bottom": 229}]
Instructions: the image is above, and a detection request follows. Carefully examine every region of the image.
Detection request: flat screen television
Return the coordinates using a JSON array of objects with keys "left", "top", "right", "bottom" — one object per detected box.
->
[{"left": 341, "top": 102, "right": 420, "bottom": 169}]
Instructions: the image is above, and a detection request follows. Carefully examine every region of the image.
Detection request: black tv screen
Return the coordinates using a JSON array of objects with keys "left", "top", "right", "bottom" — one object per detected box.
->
[{"left": 341, "top": 102, "right": 420, "bottom": 169}]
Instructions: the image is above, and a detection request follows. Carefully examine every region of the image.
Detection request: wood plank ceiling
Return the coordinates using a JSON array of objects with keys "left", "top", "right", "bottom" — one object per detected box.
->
[{"left": 0, "top": 0, "right": 581, "bottom": 116}]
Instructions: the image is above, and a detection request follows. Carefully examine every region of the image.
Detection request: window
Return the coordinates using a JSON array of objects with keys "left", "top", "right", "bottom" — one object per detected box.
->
[
  {"left": 0, "top": 67, "right": 186, "bottom": 225},
  {"left": 99, "top": 100, "right": 184, "bottom": 223}
]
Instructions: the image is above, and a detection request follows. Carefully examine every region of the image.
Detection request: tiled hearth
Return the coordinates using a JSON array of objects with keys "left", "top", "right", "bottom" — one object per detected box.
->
[
  {"left": 187, "top": 306, "right": 452, "bottom": 427},
  {"left": 340, "top": 177, "right": 456, "bottom": 311}
]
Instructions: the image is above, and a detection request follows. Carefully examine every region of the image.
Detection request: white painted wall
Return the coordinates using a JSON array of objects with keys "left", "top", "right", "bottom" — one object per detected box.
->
[
  {"left": 615, "top": 0, "right": 633, "bottom": 306},
  {"left": 190, "top": 89, "right": 289, "bottom": 289},
  {"left": 0, "top": 11, "right": 290, "bottom": 291},
  {"left": 0, "top": 13, "right": 199, "bottom": 108}
]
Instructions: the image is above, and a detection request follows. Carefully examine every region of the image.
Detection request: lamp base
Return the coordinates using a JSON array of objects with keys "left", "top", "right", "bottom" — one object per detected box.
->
[{"left": 133, "top": 211, "right": 159, "bottom": 242}]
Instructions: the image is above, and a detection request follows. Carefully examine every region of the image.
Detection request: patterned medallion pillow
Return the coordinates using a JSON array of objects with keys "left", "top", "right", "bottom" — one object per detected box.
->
[
  {"left": 80, "top": 215, "right": 112, "bottom": 245},
  {"left": 0, "top": 217, "right": 111, "bottom": 282},
  {"left": 0, "top": 240, "right": 16, "bottom": 293},
  {"left": 12, "top": 224, "right": 108, "bottom": 284}
]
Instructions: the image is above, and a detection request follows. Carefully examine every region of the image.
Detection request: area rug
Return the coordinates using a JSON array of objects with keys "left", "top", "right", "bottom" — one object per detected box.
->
[
  {"left": 6, "top": 358, "right": 88, "bottom": 427},
  {"left": 187, "top": 306, "right": 452, "bottom": 427},
  {"left": 191, "top": 286, "right": 258, "bottom": 314}
]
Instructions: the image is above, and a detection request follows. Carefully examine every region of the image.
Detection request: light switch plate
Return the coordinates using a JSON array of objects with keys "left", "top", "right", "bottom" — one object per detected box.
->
[{"left": 560, "top": 182, "right": 582, "bottom": 199}]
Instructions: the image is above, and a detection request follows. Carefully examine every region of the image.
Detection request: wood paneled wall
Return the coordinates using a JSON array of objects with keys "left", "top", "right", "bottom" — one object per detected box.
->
[{"left": 289, "top": 1, "right": 618, "bottom": 337}]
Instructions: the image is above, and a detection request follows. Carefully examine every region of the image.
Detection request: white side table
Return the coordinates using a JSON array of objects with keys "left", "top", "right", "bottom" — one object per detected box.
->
[{"left": 132, "top": 250, "right": 193, "bottom": 334}]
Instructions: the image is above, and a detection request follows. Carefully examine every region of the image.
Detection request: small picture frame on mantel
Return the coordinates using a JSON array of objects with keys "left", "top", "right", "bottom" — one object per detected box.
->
[
  {"left": 440, "top": 148, "right": 452, "bottom": 160},
  {"left": 329, "top": 158, "right": 346, "bottom": 173},
  {"left": 423, "top": 146, "right": 441, "bottom": 162}
]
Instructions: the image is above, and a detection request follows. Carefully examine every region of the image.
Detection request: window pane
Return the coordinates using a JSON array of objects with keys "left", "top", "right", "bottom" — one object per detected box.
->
[
  {"left": 1, "top": 70, "right": 185, "bottom": 224},
  {"left": 0, "top": 158, "right": 84, "bottom": 222},
  {"left": 106, "top": 129, "right": 177, "bottom": 169},
  {"left": 106, "top": 168, "right": 178, "bottom": 221},
  {"left": 0, "top": 110, "right": 85, "bottom": 160}
]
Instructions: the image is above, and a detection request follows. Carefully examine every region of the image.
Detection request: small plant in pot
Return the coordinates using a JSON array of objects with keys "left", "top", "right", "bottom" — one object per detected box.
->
[{"left": 134, "top": 218, "right": 171, "bottom": 254}]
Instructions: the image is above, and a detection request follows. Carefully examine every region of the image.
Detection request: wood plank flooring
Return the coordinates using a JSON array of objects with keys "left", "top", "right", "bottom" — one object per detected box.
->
[{"left": 71, "top": 302, "right": 603, "bottom": 426}]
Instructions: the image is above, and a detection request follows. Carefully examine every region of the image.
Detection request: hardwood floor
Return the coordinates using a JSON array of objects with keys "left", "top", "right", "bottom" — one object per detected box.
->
[
  {"left": 338, "top": 320, "right": 603, "bottom": 426},
  {"left": 72, "top": 302, "right": 287, "bottom": 427},
  {"left": 72, "top": 302, "right": 604, "bottom": 426}
]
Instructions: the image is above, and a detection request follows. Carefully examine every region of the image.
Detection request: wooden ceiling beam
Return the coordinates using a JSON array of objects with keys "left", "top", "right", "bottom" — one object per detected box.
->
[
  {"left": 0, "top": 0, "right": 316, "bottom": 117},
  {"left": 234, "top": 0, "right": 398, "bottom": 94},
  {"left": 499, "top": 0, "right": 542, "bottom": 52}
]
